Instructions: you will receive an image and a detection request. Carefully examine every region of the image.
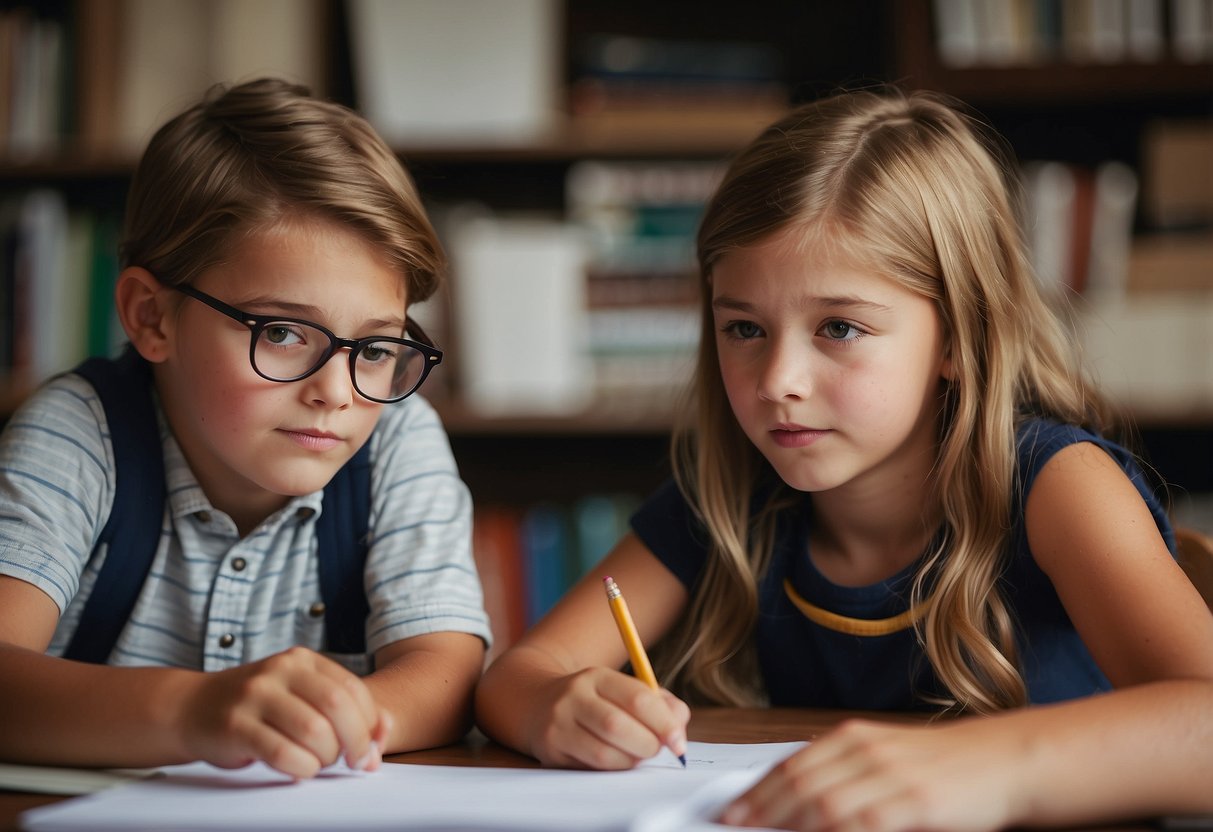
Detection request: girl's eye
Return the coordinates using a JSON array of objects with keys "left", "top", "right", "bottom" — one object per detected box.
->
[
  {"left": 721, "top": 320, "right": 764, "bottom": 340},
  {"left": 820, "top": 320, "right": 862, "bottom": 341}
]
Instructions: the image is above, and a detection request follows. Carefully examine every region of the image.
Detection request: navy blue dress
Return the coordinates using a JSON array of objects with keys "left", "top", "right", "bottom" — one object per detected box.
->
[{"left": 630, "top": 419, "right": 1174, "bottom": 709}]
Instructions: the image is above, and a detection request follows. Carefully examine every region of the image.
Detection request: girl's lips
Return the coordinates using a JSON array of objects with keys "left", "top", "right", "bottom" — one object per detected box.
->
[
  {"left": 282, "top": 429, "right": 341, "bottom": 452},
  {"left": 770, "top": 426, "right": 830, "bottom": 449}
]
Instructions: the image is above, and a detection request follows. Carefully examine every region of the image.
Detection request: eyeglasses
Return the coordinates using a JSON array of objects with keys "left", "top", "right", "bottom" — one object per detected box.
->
[{"left": 173, "top": 284, "right": 442, "bottom": 404}]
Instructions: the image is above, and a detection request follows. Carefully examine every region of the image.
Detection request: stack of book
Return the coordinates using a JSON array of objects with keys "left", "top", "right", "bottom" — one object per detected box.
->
[
  {"left": 566, "top": 160, "right": 722, "bottom": 413},
  {"left": 472, "top": 493, "right": 640, "bottom": 661},
  {"left": 567, "top": 33, "right": 788, "bottom": 147}
]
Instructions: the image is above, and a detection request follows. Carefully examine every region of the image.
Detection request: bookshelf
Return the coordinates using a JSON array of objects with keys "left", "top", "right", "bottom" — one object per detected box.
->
[{"left": 3, "top": 1, "right": 1212, "bottom": 641}]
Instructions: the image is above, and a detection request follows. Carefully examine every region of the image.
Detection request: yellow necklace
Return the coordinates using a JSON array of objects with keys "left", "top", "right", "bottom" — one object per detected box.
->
[{"left": 782, "top": 578, "right": 933, "bottom": 636}]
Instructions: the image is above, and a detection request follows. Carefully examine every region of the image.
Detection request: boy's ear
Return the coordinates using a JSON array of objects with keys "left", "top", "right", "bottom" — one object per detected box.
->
[{"left": 114, "top": 267, "right": 176, "bottom": 363}]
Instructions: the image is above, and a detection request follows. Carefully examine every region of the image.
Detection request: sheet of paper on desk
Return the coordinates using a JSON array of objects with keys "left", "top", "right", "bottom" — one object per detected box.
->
[{"left": 20, "top": 740, "right": 806, "bottom": 831}]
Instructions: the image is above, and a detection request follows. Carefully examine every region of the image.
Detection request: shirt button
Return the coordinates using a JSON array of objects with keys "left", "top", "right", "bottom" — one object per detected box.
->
[
  {"left": 218, "top": 633, "right": 236, "bottom": 648},
  {"left": 296, "top": 507, "right": 316, "bottom": 520},
  {"left": 231, "top": 557, "right": 247, "bottom": 572},
  {"left": 308, "top": 601, "right": 326, "bottom": 618},
  {"left": 195, "top": 511, "right": 211, "bottom": 523}
]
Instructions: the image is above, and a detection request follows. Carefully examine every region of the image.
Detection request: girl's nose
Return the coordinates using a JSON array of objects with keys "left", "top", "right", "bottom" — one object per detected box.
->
[{"left": 756, "top": 339, "right": 811, "bottom": 402}]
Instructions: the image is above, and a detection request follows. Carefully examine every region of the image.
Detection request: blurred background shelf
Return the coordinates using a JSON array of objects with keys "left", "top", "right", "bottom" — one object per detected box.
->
[{"left": 2, "top": 0, "right": 1211, "bottom": 646}]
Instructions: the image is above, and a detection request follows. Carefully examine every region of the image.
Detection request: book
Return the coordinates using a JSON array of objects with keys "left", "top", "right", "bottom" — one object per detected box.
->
[
  {"left": 1171, "top": 0, "right": 1213, "bottom": 62},
  {"left": 347, "top": 0, "right": 560, "bottom": 146},
  {"left": 566, "top": 161, "right": 719, "bottom": 405},
  {"left": 471, "top": 506, "right": 527, "bottom": 660},
  {"left": 572, "top": 493, "right": 639, "bottom": 579},
  {"left": 1023, "top": 161, "right": 1078, "bottom": 295},
  {"left": 15, "top": 189, "right": 72, "bottom": 383},
  {"left": 73, "top": 0, "right": 123, "bottom": 154},
  {"left": 1084, "top": 162, "right": 1139, "bottom": 298},
  {"left": 114, "top": 0, "right": 212, "bottom": 154},
  {"left": 85, "top": 215, "right": 122, "bottom": 360},
  {"left": 1127, "top": 233, "right": 1213, "bottom": 291},
  {"left": 520, "top": 503, "right": 572, "bottom": 627},
  {"left": 114, "top": 0, "right": 327, "bottom": 155},
  {"left": 1141, "top": 119, "right": 1213, "bottom": 231},
  {"left": 449, "top": 215, "right": 591, "bottom": 417}
]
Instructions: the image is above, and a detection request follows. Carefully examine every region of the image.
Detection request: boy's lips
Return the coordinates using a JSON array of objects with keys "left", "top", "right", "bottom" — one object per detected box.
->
[{"left": 281, "top": 428, "right": 342, "bottom": 451}]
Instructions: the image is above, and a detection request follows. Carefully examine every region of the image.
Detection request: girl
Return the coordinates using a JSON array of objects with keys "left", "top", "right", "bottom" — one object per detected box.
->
[{"left": 475, "top": 89, "right": 1213, "bottom": 828}]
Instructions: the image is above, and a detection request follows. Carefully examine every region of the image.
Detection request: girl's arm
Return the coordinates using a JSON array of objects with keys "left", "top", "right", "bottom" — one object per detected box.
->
[
  {"left": 0, "top": 575, "right": 386, "bottom": 779},
  {"left": 1025, "top": 442, "right": 1213, "bottom": 684},
  {"left": 475, "top": 533, "right": 692, "bottom": 768},
  {"left": 723, "top": 679, "right": 1213, "bottom": 831}
]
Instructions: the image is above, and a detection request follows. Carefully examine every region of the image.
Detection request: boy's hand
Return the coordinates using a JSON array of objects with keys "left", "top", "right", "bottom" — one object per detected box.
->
[
  {"left": 526, "top": 666, "right": 689, "bottom": 770},
  {"left": 180, "top": 646, "right": 391, "bottom": 779}
]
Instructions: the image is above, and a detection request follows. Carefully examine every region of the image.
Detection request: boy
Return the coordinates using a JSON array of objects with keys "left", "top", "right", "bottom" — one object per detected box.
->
[{"left": 0, "top": 78, "right": 489, "bottom": 778}]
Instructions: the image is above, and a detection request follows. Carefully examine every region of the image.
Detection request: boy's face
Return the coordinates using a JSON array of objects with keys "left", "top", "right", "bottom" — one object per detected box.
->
[{"left": 155, "top": 219, "right": 406, "bottom": 529}]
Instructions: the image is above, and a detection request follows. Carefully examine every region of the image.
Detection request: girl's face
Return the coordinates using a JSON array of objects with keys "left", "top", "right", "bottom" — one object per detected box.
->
[
  {"left": 155, "top": 219, "right": 406, "bottom": 530},
  {"left": 711, "top": 230, "right": 950, "bottom": 497}
]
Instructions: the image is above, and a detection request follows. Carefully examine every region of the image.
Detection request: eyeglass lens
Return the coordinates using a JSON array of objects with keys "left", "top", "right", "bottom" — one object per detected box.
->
[{"left": 255, "top": 322, "right": 428, "bottom": 401}]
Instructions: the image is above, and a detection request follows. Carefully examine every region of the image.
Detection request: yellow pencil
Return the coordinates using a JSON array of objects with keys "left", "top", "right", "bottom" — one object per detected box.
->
[{"left": 603, "top": 576, "right": 686, "bottom": 767}]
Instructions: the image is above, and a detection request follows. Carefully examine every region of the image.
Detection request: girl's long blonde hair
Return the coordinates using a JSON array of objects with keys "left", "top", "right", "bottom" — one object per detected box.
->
[{"left": 655, "top": 88, "right": 1118, "bottom": 713}]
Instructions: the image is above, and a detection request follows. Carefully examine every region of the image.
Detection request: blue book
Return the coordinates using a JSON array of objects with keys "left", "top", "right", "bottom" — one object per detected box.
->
[{"left": 521, "top": 503, "right": 572, "bottom": 626}]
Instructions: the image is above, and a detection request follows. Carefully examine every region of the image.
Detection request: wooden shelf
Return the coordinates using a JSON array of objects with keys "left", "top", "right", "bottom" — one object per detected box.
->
[
  {"left": 431, "top": 395, "right": 680, "bottom": 437},
  {"left": 892, "top": 3, "right": 1213, "bottom": 107},
  {"left": 902, "top": 60, "right": 1213, "bottom": 105},
  {"left": 0, "top": 111, "right": 775, "bottom": 181}
]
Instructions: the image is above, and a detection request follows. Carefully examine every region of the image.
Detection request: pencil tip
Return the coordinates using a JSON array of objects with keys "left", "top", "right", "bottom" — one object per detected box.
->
[{"left": 679, "top": 754, "right": 687, "bottom": 768}]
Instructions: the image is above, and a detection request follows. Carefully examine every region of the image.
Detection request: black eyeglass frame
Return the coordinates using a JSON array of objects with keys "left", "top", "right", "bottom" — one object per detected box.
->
[{"left": 173, "top": 283, "right": 443, "bottom": 404}]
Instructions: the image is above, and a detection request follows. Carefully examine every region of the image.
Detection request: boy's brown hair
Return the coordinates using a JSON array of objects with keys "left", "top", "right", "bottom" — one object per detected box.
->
[{"left": 120, "top": 77, "right": 443, "bottom": 304}]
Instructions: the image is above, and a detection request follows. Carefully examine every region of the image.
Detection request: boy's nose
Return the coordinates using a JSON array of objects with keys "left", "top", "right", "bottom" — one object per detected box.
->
[{"left": 302, "top": 350, "right": 355, "bottom": 408}]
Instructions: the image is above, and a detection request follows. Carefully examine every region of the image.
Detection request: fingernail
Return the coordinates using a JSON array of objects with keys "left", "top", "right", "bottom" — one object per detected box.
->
[
  {"left": 721, "top": 802, "right": 749, "bottom": 826},
  {"left": 351, "top": 741, "right": 380, "bottom": 772}
]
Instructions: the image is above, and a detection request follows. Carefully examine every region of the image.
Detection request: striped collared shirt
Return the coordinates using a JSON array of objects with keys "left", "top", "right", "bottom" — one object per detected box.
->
[{"left": 0, "top": 373, "right": 490, "bottom": 673}]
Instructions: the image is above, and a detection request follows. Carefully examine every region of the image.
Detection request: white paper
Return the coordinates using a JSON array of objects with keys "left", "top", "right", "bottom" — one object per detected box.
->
[{"left": 21, "top": 741, "right": 805, "bottom": 832}]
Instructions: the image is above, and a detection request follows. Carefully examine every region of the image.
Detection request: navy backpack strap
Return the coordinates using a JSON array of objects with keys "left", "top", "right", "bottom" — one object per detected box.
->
[
  {"left": 316, "top": 441, "right": 372, "bottom": 654},
  {"left": 63, "top": 349, "right": 167, "bottom": 664}
]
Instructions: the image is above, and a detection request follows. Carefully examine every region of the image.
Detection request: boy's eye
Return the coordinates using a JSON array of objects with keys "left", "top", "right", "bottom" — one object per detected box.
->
[
  {"left": 263, "top": 324, "right": 305, "bottom": 346},
  {"left": 360, "top": 343, "right": 399, "bottom": 363}
]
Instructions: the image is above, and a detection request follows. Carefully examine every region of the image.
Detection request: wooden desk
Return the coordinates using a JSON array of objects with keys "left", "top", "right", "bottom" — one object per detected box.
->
[
  {"left": 0, "top": 708, "right": 1147, "bottom": 831},
  {"left": 0, "top": 707, "right": 885, "bottom": 829}
]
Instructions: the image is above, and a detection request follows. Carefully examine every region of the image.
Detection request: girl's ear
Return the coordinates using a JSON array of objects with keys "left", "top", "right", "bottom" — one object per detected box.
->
[
  {"left": 940, "top": 340, "right": 956, "bottom": 382},
  {"left": 114, "top": 267, "right": 175, "bottom": 363}
]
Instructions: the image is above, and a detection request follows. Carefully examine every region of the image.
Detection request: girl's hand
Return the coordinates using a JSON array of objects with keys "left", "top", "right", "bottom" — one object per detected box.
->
[
  {"left": 526, "top": 666, "right": 689, "bottom": 770},
  {"left": 719, "top": 718, "right": 1022, "bottom": 832},
  {"left": 179, "top": 646, "right": 391, "bottom": 780}
]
